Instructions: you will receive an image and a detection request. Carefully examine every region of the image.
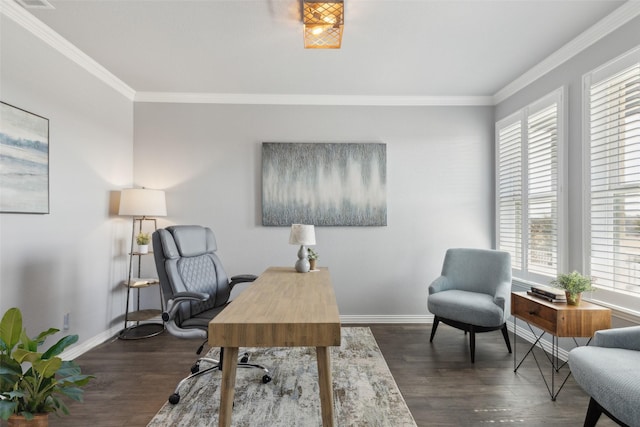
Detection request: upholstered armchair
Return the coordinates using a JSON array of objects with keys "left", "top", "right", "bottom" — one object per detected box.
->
[
  {"left": 427, "top": 248, "right": 512, "bottom": 363},
  {"left": 568, "top": 325, "right": 640, "bottom": 427}
]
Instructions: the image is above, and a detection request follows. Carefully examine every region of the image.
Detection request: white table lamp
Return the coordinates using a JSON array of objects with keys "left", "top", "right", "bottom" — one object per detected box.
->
[{"left": 289, "top": 224, "right": 316, "bottom": 273}]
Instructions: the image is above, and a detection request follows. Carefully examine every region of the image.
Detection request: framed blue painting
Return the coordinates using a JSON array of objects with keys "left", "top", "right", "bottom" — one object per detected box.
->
[{"left": 0, "top": 102, "right": 49, "bottom": 214}]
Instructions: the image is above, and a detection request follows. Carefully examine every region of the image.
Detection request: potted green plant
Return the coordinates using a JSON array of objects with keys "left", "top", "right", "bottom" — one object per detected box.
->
[
  {"left": 307, "top": 248, "right": 319, "bottom": 271},
  {"left": 136, "top": 232, "right": 151, "bottom": 254},
  {"left": 550, "top": 271, "right": 594, "bottom": 305},
  {"left": 0, "top": 307, "right": 94, "bottom": 426}
]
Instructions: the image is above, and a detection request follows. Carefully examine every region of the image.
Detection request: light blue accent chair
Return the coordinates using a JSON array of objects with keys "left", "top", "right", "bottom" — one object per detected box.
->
[
  {"left": 427, "top": 248, "right": 512, "bottom": 363},
  {"left": 568, "top": 325, "right": 640, "bottom": 427}
]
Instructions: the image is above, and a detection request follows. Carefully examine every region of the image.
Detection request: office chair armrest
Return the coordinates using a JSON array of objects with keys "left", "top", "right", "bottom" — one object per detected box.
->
[
  {"left": 162, "top": 291, "right": 210, "bottom": 322},
  {"left": 229, "top": 274, "right": 258, "bottom": 289},
  {"left": 172, "top": 291, "right": 210, "bottom": 303}
]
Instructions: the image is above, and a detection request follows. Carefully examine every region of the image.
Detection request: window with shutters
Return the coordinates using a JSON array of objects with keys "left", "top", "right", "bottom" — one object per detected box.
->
[
  {"left": 586, "top": 47, "right": 640, "bottom": 295},
  {"left": 496, "top": 89, "right": 565, "bottom": 283}
]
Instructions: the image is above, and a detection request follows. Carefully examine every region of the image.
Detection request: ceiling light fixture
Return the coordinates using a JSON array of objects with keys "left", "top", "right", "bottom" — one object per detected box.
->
[{"left": 302, "top": 1, "right": 344, "bottom": 49}]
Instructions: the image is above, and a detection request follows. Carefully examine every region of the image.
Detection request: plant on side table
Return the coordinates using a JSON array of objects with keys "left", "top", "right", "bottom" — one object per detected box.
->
[
  {"left": 550, "top": 271, "right": 594, "bottom": 306},
  {"left": 0, "top": 307, "right": 94, "bottom": 426}
]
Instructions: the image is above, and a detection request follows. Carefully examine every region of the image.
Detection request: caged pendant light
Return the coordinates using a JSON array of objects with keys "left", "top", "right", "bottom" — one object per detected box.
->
[{"left": 302, "top": 1, "right": 344, "bottom": 49}]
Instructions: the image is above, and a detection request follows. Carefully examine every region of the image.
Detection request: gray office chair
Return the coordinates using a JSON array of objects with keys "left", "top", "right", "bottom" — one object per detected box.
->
[
  {"left": 427, "top": 248, "right": 512, "bottom": 363},
  {"left": 153, "top": 225, "right": 271, "bottom": 404}
]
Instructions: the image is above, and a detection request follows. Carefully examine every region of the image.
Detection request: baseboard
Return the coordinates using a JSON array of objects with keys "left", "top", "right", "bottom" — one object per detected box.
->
[
  {"left": 60, "top": 325, "right": 121, "bottom": 360},
  {"left": 340, "top": 314, "right": 433, "bottom": 324},
  {"left": 62, "top": 315, "right": 570, "bottom": 361}
]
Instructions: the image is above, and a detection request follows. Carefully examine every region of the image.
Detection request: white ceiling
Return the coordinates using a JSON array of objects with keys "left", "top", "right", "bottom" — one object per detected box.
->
[{"left": 15, "top": 0, "right": 634, "bottom": 101}]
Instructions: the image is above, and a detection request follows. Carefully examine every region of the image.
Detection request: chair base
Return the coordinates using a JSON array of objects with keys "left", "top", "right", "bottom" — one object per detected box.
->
[
  {"left": 429, "top": 316, "right": 511, "bottom": 363},
  {"left": 583, "top": 397, "right": 629, "bottom": 427},
  {"left": 169, "top": 351, "right": 271, "bottom": 404}
]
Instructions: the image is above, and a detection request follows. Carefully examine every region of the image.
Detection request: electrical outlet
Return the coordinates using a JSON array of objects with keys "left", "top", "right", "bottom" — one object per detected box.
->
[{"left": 63, "top": 312, "right": 70, "bottom": 331}]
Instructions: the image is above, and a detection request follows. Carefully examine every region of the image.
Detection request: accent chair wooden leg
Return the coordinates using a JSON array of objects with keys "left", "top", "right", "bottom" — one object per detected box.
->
[
  {"left": 430, "top": 316, "right": 440, "bottom": 342},
  {"left": 469, "top": 326, "right": 476, "bottom": 363},
  {"left": 501, "top": 323, "right": 512, "bottom": 353},
  {"left": 584, "top": 397, "right": 603, "bottom": 427}
]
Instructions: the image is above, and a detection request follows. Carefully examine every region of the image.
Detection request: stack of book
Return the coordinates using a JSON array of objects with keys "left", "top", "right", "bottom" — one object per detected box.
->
[{"left": 527, "top": 284, "right": 567, "bottom": 303}]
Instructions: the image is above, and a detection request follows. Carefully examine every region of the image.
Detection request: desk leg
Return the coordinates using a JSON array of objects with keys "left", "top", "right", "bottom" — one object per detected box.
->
[
  {"left": 218, "top": 347, "right": 239, "bottom": 427},
  {"left": 316, "top": 346, "right": 335, "bottom": 427}
]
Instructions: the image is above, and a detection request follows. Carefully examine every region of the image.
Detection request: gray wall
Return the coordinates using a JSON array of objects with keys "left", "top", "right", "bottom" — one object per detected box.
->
[
  {"left": 0, "top": 17, "right": 133, "bottom": 342},
  {"left": 134, "top": 103, "right": 495, "bottom": 317}
]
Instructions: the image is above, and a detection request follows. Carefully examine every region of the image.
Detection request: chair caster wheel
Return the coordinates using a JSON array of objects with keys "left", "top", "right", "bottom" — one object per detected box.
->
[
  {"left": 169, "top": 393, "right": 180, "bottom": 404},
  {"left": 191, "top": 363, "right": 200, "bottom": 374},
  {"left": 262, "top": 375, "right": 272, "bottom": 384},
  {"left": 240, "top": 353, "right": 249, "bottom": 363}
]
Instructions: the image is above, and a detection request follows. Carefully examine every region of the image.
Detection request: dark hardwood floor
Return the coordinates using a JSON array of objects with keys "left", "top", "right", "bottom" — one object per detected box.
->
[{"left": 33, "top": 324, "right": 615, "bottom": 427}]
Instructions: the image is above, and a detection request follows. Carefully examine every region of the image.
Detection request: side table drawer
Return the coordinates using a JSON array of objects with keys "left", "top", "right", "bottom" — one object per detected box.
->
[{"left": 512, "top": 294, "right": 557, "bottom": 334}]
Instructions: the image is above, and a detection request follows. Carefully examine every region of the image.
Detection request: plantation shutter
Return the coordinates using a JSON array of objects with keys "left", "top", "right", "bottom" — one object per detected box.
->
[
  {"left": 497, "top": 89, "right": 563, "bottom": 281},
  {"left": 527, "top": 104, "right": 558, "bottom": 276},
  {"left": 589, "top": 61, "right": 640, "bottom": 294},
  {"left": 497, "top": 121, "right": 523, "bottom": 270}
]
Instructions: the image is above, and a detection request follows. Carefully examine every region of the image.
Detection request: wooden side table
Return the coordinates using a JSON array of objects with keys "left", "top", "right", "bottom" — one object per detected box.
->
[{"left": 511, "top": 291, "right": 611, "bottom": 400}]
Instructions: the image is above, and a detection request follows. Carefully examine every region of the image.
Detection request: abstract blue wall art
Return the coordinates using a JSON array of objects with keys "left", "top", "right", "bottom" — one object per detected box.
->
[
  {"left": 262, "top": 142, "right": 387, "bottom": 226},
  {"left": 0, "top": 102, "right": 49, "bottom": 214}
]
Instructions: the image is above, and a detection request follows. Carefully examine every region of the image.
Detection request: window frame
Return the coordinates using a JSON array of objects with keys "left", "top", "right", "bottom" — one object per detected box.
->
[
  {"left": 583, "top": 45, "right": 640, "bottom": 307},
  {"left": 496, "top": 88, "right": 567, "bottom": 284}
]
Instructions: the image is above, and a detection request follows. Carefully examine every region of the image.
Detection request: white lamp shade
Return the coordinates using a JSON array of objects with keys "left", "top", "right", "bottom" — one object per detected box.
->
[
  {"left": 119, "top": 188, "right": 167, "bottom": 217},
  {"left": 289, "top": 224, "right": 316, "bottom": 245}
]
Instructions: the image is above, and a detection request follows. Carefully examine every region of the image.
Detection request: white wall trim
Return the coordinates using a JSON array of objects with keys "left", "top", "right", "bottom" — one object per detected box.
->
[
  {"left": 1, "top": 0, "right": 135, "bottom": 101},
  {"left": 493, "top": 1, "right": 640, "bottom": 105},
  {"left": 134, "top": 92, "right": 494, "bottom": 106},
  {"left": 59, "top": 316, "right": 432, "bottom": 359},
  {"left": 59, "top": 325, "right": 121, "bottom": 360},
  {"left": 64, "top": 312, "right": 635, "bottom": 362},
  {"left": 340, "top": 314, "right": 433, "bottom": 324}
]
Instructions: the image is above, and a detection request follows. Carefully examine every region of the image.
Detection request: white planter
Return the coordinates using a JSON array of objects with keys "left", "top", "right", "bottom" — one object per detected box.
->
[{"left": 138, "top": 244, "right": 149, "bottom": 254}]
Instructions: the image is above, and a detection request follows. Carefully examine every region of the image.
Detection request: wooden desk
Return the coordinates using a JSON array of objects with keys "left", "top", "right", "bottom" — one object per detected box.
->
[
  {"left": 511, "top": 291, "right": 611, "bottom": 399},
  {"left": 209, "top": 266, "right": 341, "bottom": 427}
]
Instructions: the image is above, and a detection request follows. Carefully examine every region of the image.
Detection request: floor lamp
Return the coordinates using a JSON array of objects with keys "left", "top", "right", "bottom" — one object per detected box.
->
[{"left": 118, "top": 188, "right": 167, "bottom": 339}]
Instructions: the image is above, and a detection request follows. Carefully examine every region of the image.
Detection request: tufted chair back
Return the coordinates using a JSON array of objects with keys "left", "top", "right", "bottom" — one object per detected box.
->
[{"left": 153, "top": 225, "right": 231, "bottom": 328}]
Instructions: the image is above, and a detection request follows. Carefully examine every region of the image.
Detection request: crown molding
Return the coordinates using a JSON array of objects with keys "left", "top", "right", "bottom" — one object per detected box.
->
[
  {"left": 5, "top": 0, "right": 637, "bottom": 107},
  {"left": 134, "top": 92, "right": 494, "bottom": 106},
  {"left": 493, "top": 1, "right": 640, "bottom": 105},
  {"left": 1, "top": 0, "right": 135, "bottom": 101}
]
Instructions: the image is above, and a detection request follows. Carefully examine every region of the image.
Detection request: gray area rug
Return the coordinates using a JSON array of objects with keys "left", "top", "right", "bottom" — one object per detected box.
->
[{"left": 148, "top": 327, "right": 417, "bottom": 427}]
